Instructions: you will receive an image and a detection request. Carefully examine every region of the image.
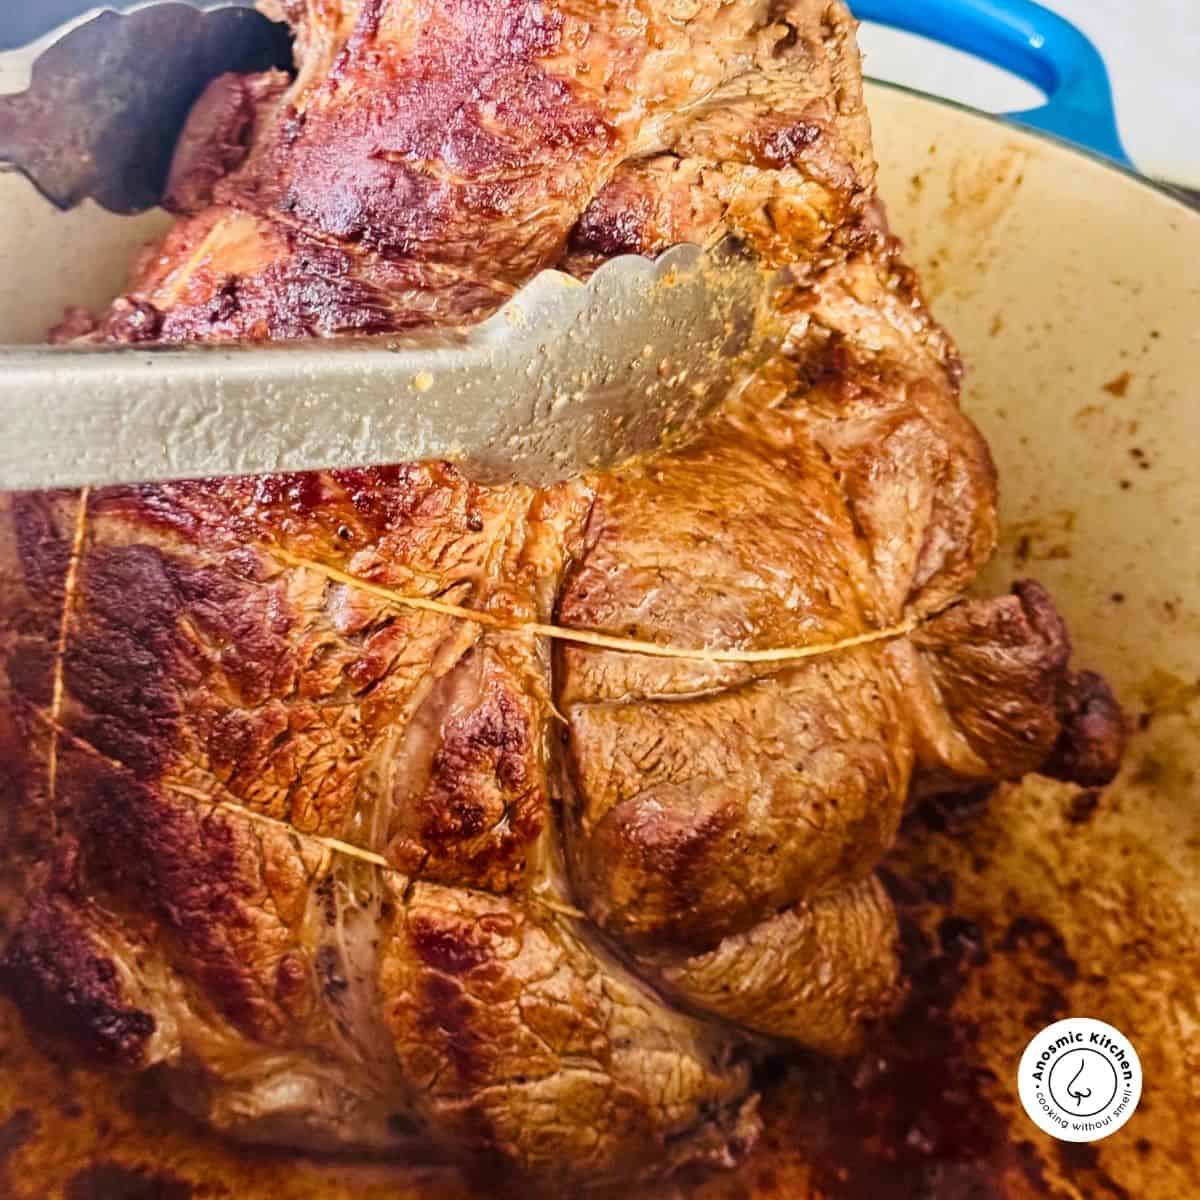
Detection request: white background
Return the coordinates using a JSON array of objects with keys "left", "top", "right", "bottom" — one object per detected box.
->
[{"left": 858, "top": 0, "right": 1200, "bottom": 187}]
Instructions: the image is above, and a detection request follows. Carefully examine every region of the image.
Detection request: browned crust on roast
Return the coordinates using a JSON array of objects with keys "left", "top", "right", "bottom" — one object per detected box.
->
[
  {"left": 563, "top": 654, "right": 908, "bottom": 953},
  {"left": 656, "top": 875, "right": 904, "bottom": 1058},
  {"left": 1042, "top": 668, "right": 1126, "bottom": 787},
  {"left": 0, "top": 0, "right": 1127, "bottom": 1183},
  {"left": 0, "top": 896, "right": 156, "bottom": 1067},
  {"left": 2, "top": 291, "right": 1123, "bottom": 1179},
  {"left": 387, "top": 653, "right": 545, "bottom": 891},
  {"left": 378, "top": 883, "right": 757, "bottom": 1178},
  {"left": 82, "top": 1, "right": 877, "bottom": 340},
  {"left": 908, "top": 582, "right": 1067, "bottom": 786},
  {"left": 68, "top": 758, "right": 265, "bottom": 1035},
  {"left": 165, "top": 71, "right": 292, "bottom": 216}
]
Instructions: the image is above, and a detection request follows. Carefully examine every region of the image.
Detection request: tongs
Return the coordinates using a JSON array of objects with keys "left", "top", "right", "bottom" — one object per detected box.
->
[
  {"left": 0, "top": 2, "right": 291, "bottom": 214},
  {"left": 0, "top": 246, "right": 779, "bottom": 490},
  {"left": 0, "top": 3, "right": 782, "bottom": 491}
]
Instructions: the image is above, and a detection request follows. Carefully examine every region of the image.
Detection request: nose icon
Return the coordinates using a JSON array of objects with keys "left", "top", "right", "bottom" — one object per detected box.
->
[{"left": 1067, "top": 1060, "right": 1092, "bottom": 1108}]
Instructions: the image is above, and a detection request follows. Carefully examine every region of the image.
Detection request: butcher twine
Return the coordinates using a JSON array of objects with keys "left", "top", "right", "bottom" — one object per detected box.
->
[
  {"left": 269, "top": 547, "right": 922, "bottom": 665},
  {"left": 34, "top": 488, "right": 924, "bottom": 907}
]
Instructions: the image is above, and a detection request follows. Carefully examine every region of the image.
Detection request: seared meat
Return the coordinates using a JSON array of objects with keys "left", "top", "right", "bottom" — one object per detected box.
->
[
  {"left": 69, "top": 0, "right": 874, "bottom": 341},
  {"left": 1, "top": 0, "right": 1123, "bottom": 1187}
]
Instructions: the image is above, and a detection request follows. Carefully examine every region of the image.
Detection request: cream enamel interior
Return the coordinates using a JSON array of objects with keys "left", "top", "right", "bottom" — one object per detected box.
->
[
  {"left": 867, "top": 85, "right": 1200, "bottom": 1199},
  {"left": 0, "top": 83, "right": 1197, "bottom": 1198},
  {"left": 869, "top": 84, "right": 1200, "bottom": 893}
]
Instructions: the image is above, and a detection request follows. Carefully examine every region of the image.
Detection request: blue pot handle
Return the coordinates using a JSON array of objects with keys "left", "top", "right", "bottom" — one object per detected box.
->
[{"left": 850, "top": 0, "right": 1131, "bottom": 165}]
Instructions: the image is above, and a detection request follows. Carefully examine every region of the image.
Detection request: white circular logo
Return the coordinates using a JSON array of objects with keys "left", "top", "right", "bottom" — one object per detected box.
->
[{"left": 1018, "top": 1018, "right": 1142, "bottom": 1142}]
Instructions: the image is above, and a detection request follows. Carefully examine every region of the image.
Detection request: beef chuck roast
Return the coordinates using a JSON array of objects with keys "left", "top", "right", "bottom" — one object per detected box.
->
[{"left": 0, "top": 0, "right": 1123, "bottom": 1186}]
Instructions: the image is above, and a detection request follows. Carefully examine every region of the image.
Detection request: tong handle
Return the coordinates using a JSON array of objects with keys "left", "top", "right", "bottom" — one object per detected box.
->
[
  {"left": 0, "top": 0, "right": 258, "bottom": 52},
  {"left": 0, "top": 4, "right": 291, "bottom": 212}
]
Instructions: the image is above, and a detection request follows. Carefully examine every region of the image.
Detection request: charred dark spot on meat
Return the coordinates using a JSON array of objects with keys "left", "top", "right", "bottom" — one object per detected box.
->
[
  {"left": 10, "top": 492, "right": 72, "bottom": 629},
  {"left": 628, "top": 800, "right": 729, "bottom": 883},
  {"left": 440, "top": 686, "right": 531, "bottom": 794},
  {"left": 408, "top": 912, "right": 493, "bottom": 977},
  {"left": 233, "top": 1, "right": 605, "bottom": 260},
  {"left": 171, "top": 558, "right": 295, "bottom": 700},
  {"left": 2, "top": 494, "right": 75, "bottom": 724},
  {"left": 569, "top": 194, "right": 653, "bottom": 259},
  {"left": 426, "top": 794, "right": 490, "bottom": 843},
  {"left": 0, "top": 1106, "right": 37, "bottom": 1197},
  {"left": 316, "top": 944, "right": 350, "bottom": 997},
  {"left": 104, "top": 457, "right": 478, "bottom": 556},
  {"left": 65, "top": 1164, "right": 193, "bottom": 1200},
  {"left": 586, "top": 794, "right": 734, "bottom": 947},
  {"left": 0, "top": 897, "right": 155, "bottom": 1068},
  {"left": 155, "top": 244, "right": 407, "bottom": 342},
  {"left": 419, "top": 972, "right": 486, "bottom": 1085},
  {"left": 60, "top": 545, "right": 190, "bottom": 779},
  {"left": 390, "top": 665, "right": 545, "bottom": 891},
  {"left": 77, "top": 776, "right": 235, "bottom": 923},
  {"left": 1043, "top": 670, "right": 1126, "bottom": 787},
  {"left": 3, "top": 642, "right": 57, "bottom": 716},
  {"left": 753, "top": 118, "right": 823, "bottom": 169}
]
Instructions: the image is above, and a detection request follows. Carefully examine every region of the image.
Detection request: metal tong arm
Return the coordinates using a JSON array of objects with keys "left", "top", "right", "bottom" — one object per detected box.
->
[{"left": 0, "top": 246, "right": 780, "bottom": 491}]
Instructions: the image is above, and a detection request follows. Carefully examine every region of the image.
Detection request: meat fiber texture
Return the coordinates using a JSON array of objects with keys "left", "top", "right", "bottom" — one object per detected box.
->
[{"left": 1, "top": 0, "right": 1124, "bottom": 1188}]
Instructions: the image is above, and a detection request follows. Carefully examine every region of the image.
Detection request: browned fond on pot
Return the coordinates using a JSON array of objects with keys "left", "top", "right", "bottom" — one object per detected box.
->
[{"left": 0, "top": 764, "right": 1195, "bottom": 1200}]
